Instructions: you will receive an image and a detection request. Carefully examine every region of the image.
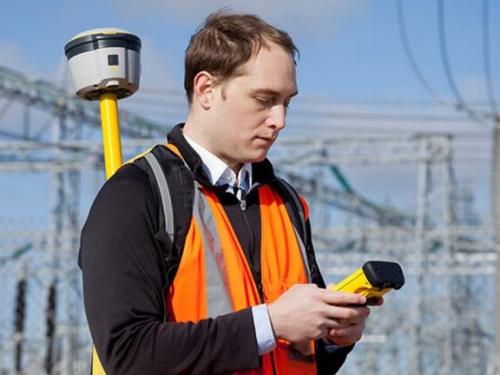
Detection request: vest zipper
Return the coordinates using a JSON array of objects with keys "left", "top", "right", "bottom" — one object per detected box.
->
[
  {"left": 240, "top": 189, "right": 247, "bottom": 211},
  {"left": 238, "top": 188, "right": 261, "bottom": 301},
  {"left": 240, "top": 184, "right": 275, "bottom": 374}
]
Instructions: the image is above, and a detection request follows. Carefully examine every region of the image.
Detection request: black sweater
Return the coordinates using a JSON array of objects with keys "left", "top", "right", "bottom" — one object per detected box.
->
[{"left": 79, "top": 125, "right": 352, "bottom": 374}]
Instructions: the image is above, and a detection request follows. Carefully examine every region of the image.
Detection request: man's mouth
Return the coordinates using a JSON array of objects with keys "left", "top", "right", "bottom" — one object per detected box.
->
[{"left": 256, "top": 135, "right": 276, "bottom": 142}]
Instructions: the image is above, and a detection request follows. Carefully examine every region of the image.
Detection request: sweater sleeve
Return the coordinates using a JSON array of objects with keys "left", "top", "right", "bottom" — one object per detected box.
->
[{"left": 79, "top": 164, "right": 260, "bottom": 374}]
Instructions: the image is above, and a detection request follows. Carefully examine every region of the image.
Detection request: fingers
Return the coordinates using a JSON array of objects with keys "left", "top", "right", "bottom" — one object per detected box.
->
[
  {"left": 327, "top": 322, "right": 366, "bottom": 346},
  {"left": 368, "top": 296, "right": 384, "bottom": 306},
  {"left": 314, "top": 288, "right": 371, "bottom": 328},
  {"left": 328, "top": 328, "right": 363, "bottom": 341},
  {"left": 323, "top": 318, "right": 357, "bottom": 330},
  {"left": 322, "top": 304, "right": 370, "bottom": 323},
  {"left": 268, "top": 284, "right": 373, "bottom": 344},
  {"left": 320, "top": 289, "right": 366, "bottom": 306}
]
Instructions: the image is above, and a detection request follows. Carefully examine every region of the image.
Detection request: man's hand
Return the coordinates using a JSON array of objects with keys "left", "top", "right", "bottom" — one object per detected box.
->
[
  {"left": 267, "top": 284, "right": 371, "bottom": 346},
  {"left": 326, "top": 296, "right": 383, "bottom": 347}
]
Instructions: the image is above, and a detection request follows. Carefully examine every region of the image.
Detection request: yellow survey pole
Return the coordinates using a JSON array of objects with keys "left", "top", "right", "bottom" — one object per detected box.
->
[
  {"left": 89, "top": 93, "right": 123, "bottom": 375},
  {"left": 99, "top": 93, "right": 123, "bottom": 179},
  {"left": 65, "top": 28, "right": 141, "bottom": 375},
  {"left": 89, "top": 94, "right": 122, "bottom": 375},
  {"left": 92, "top": 346, "right": 105, "bottom": 375}
]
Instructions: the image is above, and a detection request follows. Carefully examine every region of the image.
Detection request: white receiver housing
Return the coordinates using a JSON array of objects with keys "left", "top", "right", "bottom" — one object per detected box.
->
[{"left": 64, "top": 28, "right": 141, "bottom": 100}]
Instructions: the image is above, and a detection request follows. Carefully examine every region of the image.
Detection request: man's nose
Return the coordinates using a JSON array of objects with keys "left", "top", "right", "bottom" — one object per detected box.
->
[{"left": 268, "top": 104, "right": 286, "bottom": 130}]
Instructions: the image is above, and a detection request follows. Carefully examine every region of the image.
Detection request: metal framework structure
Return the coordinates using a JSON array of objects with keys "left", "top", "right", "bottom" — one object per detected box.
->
[{"left": 0, "top": 65, "right": 496, "bottom": 374}]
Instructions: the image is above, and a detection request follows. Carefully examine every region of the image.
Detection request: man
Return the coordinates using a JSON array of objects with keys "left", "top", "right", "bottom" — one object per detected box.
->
[{"left": 80, "top": 11, "right": 379, "bottom": 374}]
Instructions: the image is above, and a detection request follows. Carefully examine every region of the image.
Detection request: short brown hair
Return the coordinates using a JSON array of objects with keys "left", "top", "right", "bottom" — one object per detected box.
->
[{"left": 184, "top": 10, "right": 299, "bottom": 103}]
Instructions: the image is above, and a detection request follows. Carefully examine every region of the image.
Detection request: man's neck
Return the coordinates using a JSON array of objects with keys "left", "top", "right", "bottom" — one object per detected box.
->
[
  {"left": 183, "top": 132, "right": 250, "bottom": 187},
  {"left": 183, "top": 118, "right": 242, "bottom": 174}
]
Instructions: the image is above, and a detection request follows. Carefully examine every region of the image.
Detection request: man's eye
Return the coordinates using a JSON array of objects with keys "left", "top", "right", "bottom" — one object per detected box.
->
[{"left": 256, "top": 97, "right": 273, "bottom": 106}]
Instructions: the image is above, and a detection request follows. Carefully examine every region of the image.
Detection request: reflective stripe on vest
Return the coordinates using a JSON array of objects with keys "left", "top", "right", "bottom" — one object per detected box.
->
[
  {"left": 166, "top": 144, "right": 317, "bottom": 374},
  {"left": 193, "top": 180, "right": 233, "bottom": 317}
]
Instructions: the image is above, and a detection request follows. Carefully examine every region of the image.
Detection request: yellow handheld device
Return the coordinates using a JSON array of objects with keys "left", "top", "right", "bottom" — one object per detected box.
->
[{"left": 331, "top": 261, "right": 404, "bottom": 303}]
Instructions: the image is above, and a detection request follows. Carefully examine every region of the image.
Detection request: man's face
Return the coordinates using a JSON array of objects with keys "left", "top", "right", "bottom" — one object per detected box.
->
[{"left": 206, "top": 42, "right": 297, "bottom": 170}]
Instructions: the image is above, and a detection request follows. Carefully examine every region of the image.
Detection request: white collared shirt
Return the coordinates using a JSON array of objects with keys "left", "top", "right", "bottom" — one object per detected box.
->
[{"left": 184, "top": 135, "right": 252, "bottom": 199}]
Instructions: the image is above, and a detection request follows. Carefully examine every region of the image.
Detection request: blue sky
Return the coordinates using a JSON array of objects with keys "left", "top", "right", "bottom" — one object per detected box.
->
[
  {"left": 2, "top": 0, "right": 498, "bottom": 99},
  {"left": 0, "top": 0, "right": 499, "bottom": 220}
]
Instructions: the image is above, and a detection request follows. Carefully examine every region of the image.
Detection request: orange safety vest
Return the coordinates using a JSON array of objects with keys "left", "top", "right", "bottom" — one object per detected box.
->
[{"left": 166, "top": 144, "right": 317, "bottom": 374}]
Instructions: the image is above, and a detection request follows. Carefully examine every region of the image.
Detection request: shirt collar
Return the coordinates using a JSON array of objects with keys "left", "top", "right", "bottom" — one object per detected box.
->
[{"left": 184, "top": 135, "right": 253, "bottom": 191}]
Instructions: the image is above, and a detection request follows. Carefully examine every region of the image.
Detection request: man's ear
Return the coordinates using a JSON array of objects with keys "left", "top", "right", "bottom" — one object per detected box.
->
[{"left": 193, "top": 71, "right": 217, "bottom": 110}]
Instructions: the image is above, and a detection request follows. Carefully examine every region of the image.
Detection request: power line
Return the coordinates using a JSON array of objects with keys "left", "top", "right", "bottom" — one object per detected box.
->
[
  {"left": 294, "top": 98, "right": 497, "bottom": 108},
  {"left": 138, "top": 85, "right": 498, "bottom": 109},
  {"left": 396, "top": 0, "right": 491, "bottom": 126},
  {"left": 121, "top": 91, "right": 489, "bottom": 124},
  {"left": 437, "top": 0, "right": 490, "bottom": 125},
  {"left": 437, "top": 0, "right": 466, "bottom": 106},
  {"left": 482, "top": 0, "right": 499, "bottom": 118},
  {"left": 395, "top": 0, "right": 451, "bottom": 107},
  {"left": 287, "top": 110, "right": 479, "bottom": 123},
  {"left": 121, "top": 99, "right": 489, "bottom": 123}
]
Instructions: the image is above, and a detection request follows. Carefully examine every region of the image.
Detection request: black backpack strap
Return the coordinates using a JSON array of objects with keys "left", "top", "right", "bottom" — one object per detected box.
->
[
  {"left": 143, "top": 152, "right": 175, "bottom": 243},
  {"left": 133, "top": 145, "right": 194, "bottom": 286},
  {"left": 272, "top": 178, "right": 312, "bottom": 281},
  {"left": 272, "top": 178, "right": 327, "bottom": 286},
  {"left": 273, "top": 177, "right": 309, "bottom": 246}
]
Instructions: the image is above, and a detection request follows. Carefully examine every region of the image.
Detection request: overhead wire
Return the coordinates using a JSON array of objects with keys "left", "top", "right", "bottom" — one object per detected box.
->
[
  {"left": 396, "top": 0, "right": 490, "bottom": 125},
  {"left": 287, "top": 110, "right": 476, "bottom": 122},
  {"left": 482, "top": 0, "right": 499, "bottom": 118},
  {"left": 292, "top": 124, "right": 491, "bottom": 138},
  {"left": 139, "top": 85, "right": 496, "bottom": 109},
  {"left": 125, "top": 86, "right": 487, "bottom": 124},
  {"left": 437, "top": 0, "right": 490, "bottom": 125},
  {"left": 395, "top": 0, "right": 452, "bottom": 107},
  {"left": 122, "top": 96, "right": 486, "bottom": 123}
]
